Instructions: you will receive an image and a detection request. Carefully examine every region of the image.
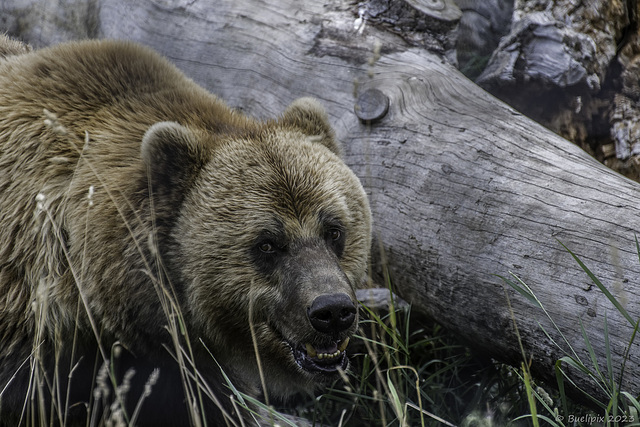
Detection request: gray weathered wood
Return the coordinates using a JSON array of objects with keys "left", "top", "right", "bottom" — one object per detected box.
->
[{"left": 4, "top": 0, "right": 640, "bottom": 403}]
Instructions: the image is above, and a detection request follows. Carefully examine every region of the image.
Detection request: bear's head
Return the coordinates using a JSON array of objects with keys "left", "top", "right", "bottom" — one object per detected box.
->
[{"left": 141, "top": 98, "right": 371, "bottom": 398}]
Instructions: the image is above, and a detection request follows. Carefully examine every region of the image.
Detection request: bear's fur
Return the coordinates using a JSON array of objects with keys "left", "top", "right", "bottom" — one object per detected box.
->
[
  {"left": 0, "top": 34, "right": 31, "bottom": 60},
  {"left": 0, "top": 38, "right": 371, "bottom": 425}
]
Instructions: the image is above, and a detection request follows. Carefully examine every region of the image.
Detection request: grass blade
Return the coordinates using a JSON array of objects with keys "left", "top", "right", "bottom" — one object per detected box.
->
[
  {"left": 521, "top": 362, "right": 539, "bottom": 427},
  {"left": 558, "top": 241, "right": 635, "bottom": 326},
  {"left": 497, "top": 274, "right": 543, "bottom": 309},
  {"left": 387, "top": 375, "right": 405, "bottom": 426},
  {"left": 554, "top": 360, "right": 569, "bottom": 419}
]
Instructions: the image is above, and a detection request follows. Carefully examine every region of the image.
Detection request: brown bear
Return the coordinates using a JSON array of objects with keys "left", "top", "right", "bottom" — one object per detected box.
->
[{"left": 0, "top": 38, "right": 371, "bottom": 425}]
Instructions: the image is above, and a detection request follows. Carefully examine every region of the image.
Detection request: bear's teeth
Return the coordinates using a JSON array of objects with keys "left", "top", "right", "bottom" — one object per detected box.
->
[
  {"left": 338, "top": 337, "right": 350, "bottom": 352},
  {"left": 305, "top": 343, "right": 318, "bottom": 358},
  {"left": 305, "top": 343, "right": 343, "bottom": 360},
  {"left": 317, "top": 349, "right": 341, "bottom": 360},
  {"left": 305, "top": 338, "right": 350, "bottom": 360}
]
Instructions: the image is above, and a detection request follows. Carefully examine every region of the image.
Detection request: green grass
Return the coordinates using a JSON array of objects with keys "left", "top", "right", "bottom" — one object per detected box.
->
[{"left": 500, "top": 238, "right": 640, "bottom": 427}]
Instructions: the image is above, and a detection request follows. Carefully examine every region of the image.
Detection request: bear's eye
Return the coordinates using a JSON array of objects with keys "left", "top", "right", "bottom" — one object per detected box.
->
[
  {"left": 328, "top": 229, "right": 341, "bottom": 241},
  {"left": 324, "top": 225, "right": 346, "bottom": 258},
  {"left": 259, "top": 242, "right": 275, "bottom": 254}
]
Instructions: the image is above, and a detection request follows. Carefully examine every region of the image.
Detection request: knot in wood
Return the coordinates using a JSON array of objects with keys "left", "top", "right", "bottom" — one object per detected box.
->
[{"left": 354, "top": 89, "right": 389, "bottom": 123}]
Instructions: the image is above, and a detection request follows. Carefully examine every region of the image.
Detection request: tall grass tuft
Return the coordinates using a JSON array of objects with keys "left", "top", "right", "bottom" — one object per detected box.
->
[
  {"left": 502, "top": 238, "right": 640, "bottom": 427},
  {"left": 7, "top": 111, "right": 240, "bottom": 427}
]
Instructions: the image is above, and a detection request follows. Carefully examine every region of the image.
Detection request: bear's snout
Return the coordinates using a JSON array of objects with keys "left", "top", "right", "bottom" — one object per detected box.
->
[{"left": 307, "top": 293, "right": 356, "bottom": 334}]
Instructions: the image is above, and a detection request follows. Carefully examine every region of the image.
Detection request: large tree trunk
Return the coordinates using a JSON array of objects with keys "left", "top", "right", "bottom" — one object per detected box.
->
[{"left": 4, "top": 0, "right": 640, "bottom": 402}]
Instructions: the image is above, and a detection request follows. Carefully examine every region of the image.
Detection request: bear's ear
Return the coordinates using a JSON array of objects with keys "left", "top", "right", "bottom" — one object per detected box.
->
[
  {"left": 281, "top": 97, "right": 342, "bottom": 156},
  {"left": 141, "top": 121, "right": 208, "bottom": 206}
]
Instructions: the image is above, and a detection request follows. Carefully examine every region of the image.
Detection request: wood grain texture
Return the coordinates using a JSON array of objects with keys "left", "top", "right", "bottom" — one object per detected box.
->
[{"left": 5, "top": 0, "right": 640, "bottom": 401}]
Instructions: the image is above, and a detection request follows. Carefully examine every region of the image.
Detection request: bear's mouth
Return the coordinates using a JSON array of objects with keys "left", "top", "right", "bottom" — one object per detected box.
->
[{"left": 289, "top": 337, "right": 350, "bottom": 374}]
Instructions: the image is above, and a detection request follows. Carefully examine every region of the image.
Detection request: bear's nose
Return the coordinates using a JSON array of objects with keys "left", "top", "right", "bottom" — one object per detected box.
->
[{"left": 308, "top": 293, "right": 356, "bottom": 334}]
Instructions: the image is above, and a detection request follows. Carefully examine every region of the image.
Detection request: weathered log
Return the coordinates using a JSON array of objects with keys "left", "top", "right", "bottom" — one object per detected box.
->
[{"left": 4, "top": 0, "right": 640, "bottom": 403}]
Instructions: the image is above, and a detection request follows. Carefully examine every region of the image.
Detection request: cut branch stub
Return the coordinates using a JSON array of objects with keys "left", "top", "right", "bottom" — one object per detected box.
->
[{"left": 354, "top": 88, "right": 390, "bottom": 123}]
